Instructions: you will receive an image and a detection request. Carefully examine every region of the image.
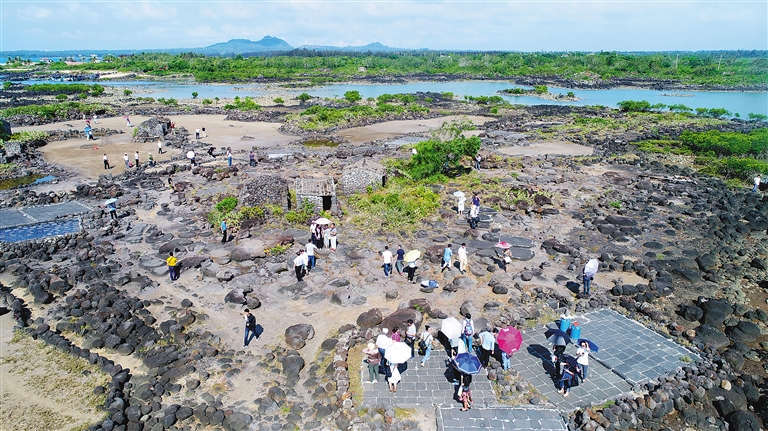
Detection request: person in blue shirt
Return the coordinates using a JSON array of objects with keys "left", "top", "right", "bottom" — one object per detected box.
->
[
  {"left": 221, "top": 219, "right": 228, "bottom": 243},
  {"left": 441, "top": 244, "right": 453, "bottom": 272},
  {"left": 394, "top": 245, "right": 405, "bottom": 276}
]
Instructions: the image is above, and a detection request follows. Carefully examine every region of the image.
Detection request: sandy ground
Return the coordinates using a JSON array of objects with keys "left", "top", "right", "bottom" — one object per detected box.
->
[
  {"left": 338, "top": 115, "right": 495, "bottom": 144},
  {"left": 498, "top": 141, "right": 594, "bottom": 157}
]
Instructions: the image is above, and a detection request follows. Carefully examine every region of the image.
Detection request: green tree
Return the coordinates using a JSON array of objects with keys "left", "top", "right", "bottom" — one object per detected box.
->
[
  {"left": 123, "top": 89, "right": 133, "bottom": 96},
  {"left": 344, "top": 90, "right": 362, "bottom": 103},
  {"left": 407, "top": 120, "right": 481, "bottom": 180},
  {"left": 202, "top": 98, "right": 213, "bottom": 105},
  {"left": 297, "top": 93, "right": 311, "bottom": 104},
  {"left": 191, "top": 91, "right": 198, "bottom": 99}
]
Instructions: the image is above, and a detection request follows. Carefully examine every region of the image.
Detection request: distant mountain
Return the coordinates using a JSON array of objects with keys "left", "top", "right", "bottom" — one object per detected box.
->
[
  {"left": 200, "top": 36, "right": 293, "bottom": 55},
  {"left": 297, "top": 42, "right": 419, "bottom": 52}
]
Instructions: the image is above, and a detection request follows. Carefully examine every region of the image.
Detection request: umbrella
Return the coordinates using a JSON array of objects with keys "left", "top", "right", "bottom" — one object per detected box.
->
[
  {"left": 495, "top": 241, "right": 512, "bottom": 249},
  {"left": 562, "top": 355, "right": 580, "bottom": 371},
  {"left": 384, "top": 342, "right": 412, "bottom": 364},
  {"left": 314, "top": 217, "right": 331, "bottom": 225},
  {"left": 453, "top": 353, "right": 483, "bottom": 375},
  {"left": 497, "top": 326, "right": 523, "bottom": 355},
  {"left": 453, "top": 191, "right": 465, "bottom": 197},
  {"left": 584, "top": 258, "right": 600, "bottom": 278},
  {"left": 545, "top": 328, "right": 571, "bottom": 346},
  {"left": 403, "top": 250, "right": 421, "bottom": 262},
  {"left": 105, "top": 198, "right": 118, "bottom": 205},
  {"left": 186, "top": 151, "right": 196, "bottom": 159},
  {"left": 441, "top": 317, "right": 463, "bottom": 340},
  {"left": 577, "top": 338, "right": 599, "bottom": 352}
]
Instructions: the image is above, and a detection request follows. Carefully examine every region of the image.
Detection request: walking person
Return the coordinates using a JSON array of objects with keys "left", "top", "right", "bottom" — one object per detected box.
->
[
  {"left": 323, "top": 224, "right": 331, "bottom": 249},
  {"left": 329, "top": 223, "right": 337, "bottom": 251},
  {"left": 376, "top": 328, "right": 392, "bottom": 368},
  {"left": 576, "top": 341, "right": 590, "bottom": 383},
  {"left": 166, "top": 252, "right": 178, "bottom": 281},
  {"left": 103, "top": 154, "right": 110, "bottom": 170},
  {"left": 148, "top": 152, "right": 155, "bottom": 167},
  {"left": 502, "top": 248, "right": 512, "bottom": 272},
  {"left": 478, "top": 328, "right": 496, "bottom": 367},
  {"left": 405, "top": 319, "right": 417, "bottom": 356},
  {"left": 123, "top": 153, "right": 130, "bottom": 169},
  {"left": 220, "top": 219, "right": 228, "bottom": 243},
  {"left": 388, "top": 363, "right": 401, "bottom": 393},
  {"left": 381, "top": 246, "right": 393, "bottom": 278},
  {"left": 189, "top": 150, "right": 196, "bottom": 166},
  {"left": 293, "top": 251, "right": 306, "bottom": 281},
  {"left": 107, "top": 202, "right": 118, "bottom": 220},
  {"left": 93, "top": 114, "right": 98, "bottom": 124},
  {"left": 551, "top": 343, "right": 567, "bottom": 379},
  {"left": 472, "top": 193, "right": 480, "bottom": 208},
  {"left": 458, "top": 375, "right": 473, "bottom": 411},
  {"left": 249, "top": 151, "right": 256, "bottom": 167},
  {"left": 582, "top": 265, "right": 593, "bottom": 295},
  {"left": 195, "top": 128, "right": 200, "bottom": 140},
  {"left": 457, "top": 243, "right": 468, "bottom": 274},
  {"left": 395, "top": 245, "right": 405, "bottom": 276},
  {"left": 134, "top": 151, "right": 140, "bottom": 169},
  {"left": 362, "top": 343, "right": 381, "bottom": 383},
  {"left": 157, "top": 141, "right": 163, "bottom": 154},
  {"left": 441, "top": 244, "right": 453, "bottom": 272},
  {"left": 753, "top": 175, "right": 761, "bottom": 192},
  {"left": 84, "top": 125, "right": 93, "bottom": 140},
  {"left": 461, "top": 314, "right": 474, "bottom": 352},
  {"left": 243, "top": 309, "right": 258, "bottom": 348},
  {"left": 305, "top": 239, "right": 317, "bottom": 271},
  {"left": 419, "top": 325, "right": 434, "bottom": 367},
  {"left": 558, "top": 361, "right": 576, "bottom": 397},
  {"left": 406, "top": 259, "right": 418, "bottom": 283},
  {"left": 469, "top": 205, "right": 479, "bottom": 229},
  {"left": 457, "top": 194, "right": 466, "bottom": 216},
  {"left": 227, "top": 150, "right": 233, "bottom": 167}
]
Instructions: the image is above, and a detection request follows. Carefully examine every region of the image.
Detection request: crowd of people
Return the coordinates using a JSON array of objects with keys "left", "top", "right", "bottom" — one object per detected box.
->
[{"left": 292, "top": 221, "right": 338, "bottom": 281}]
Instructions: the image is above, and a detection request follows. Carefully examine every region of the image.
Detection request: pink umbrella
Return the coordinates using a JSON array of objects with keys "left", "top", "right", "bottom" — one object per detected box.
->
[
  {"left": 497, "top": 326, "right": 523, "bottom": 355},
  {"left": 495, "top": 241, "right": 512, "bottom": 249}
]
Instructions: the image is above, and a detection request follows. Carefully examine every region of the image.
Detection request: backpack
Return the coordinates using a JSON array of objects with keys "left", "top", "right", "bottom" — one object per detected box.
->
[
  {"left": 247, "top": 314, "right": 256, "bottom": 329},
  {"left": 464, "top": 320, "right": 473, "bottom": 336}
]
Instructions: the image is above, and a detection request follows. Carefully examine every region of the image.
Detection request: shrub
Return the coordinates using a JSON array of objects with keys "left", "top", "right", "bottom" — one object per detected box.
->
[
  {"left": 700, "top": 157, "right": 768, "bottom": 182},
  {"left": 348, "top": 180, "right": 440, "bottom": 232},
  {"left": 191, "top": 91, "right": 198, "bottom": 99},
  {"left": 533, "top": 85, "right": 548, "bottom": 94},
  {"left": 77, "top": 93, "right": 88, "bottom": 100},
  {"left": 297, "top": 93, "right": 311, "bottom": 103},
  {"left": 55, "top": 94, "right": 67, "bottom": 101},
  {"left": 215, "top": 196, "right": 238, "bottom": 213},
  {"left": 344, "top": 90, "right": 362, "bottom": 103},
  {"left": 405, "top": 120, "right": 480, "bottom": 180},
  {"left": 285, "top": 199, "right": 315, "bottom": 224},
  {"left": 201, "top": 98, "right": 212, "bottom": 105},
  {"left": 2, "top": 82, "right": 11, "bottom": 90},
  {"left": 273, "top": 97, "right": 284, "bottom": 104},
  {"left": 617, "top": 100, "right": 652, "bottom": 113},
  {"left": 748, "top": 113, "right": 767, "bottom": 122},
  {"left": 680, "top": 129, "right": 768, "bottom": 157},
  {"left": 224, "top": 96, "right": 260, "bottom": 111},
  {"left": 123, "top": 89, "right": 133, "bottom": 96}
]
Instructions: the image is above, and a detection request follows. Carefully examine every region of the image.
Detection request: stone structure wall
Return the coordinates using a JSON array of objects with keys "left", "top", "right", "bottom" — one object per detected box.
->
[
  {"left": 294, "top": 178, "right": 338, "bottom": 214},
  {"left": 340, "top": 159, "right": 386, "bottom": 195},
  {"left": 240, "top": 175, "right": 290, "bottom": 210}
]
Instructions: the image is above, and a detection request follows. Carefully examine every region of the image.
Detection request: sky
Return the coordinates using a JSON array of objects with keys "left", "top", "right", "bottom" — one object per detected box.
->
[{"left": 1, "top": 0, "right": 766, "bottom": 52}]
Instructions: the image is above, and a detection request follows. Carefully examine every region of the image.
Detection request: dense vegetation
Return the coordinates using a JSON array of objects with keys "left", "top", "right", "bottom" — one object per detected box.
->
[
  {"left": 23, "top": 83, "right": 105, "bottom": 96},
  {"left": 0, "top": 102, "right": 114, "bottom": 119},
  {"left": 288, "top": 102, "right": 429, "bottom": 130},
  {"left": 42, "top": 51, "right": 767, "bottom": 86},
  {"left": 347, "top": 179, "right": 441, "bottom": 233}
]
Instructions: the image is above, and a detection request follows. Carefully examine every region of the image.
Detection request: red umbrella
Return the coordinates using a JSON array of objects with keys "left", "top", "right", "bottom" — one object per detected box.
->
[
  {"left": 497, "top": 326, "right": 523, "bottom": 354},
  {"left": 495, "top": 241, "right": 512, "bottom": 249}
]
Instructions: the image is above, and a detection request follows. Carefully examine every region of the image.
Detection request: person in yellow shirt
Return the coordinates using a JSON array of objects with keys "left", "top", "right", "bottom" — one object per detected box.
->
[{"left": 167, "top": 252, "right": 178, "bottom": 281}]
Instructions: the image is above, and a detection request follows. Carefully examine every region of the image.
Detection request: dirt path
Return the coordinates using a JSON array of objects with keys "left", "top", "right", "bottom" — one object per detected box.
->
[{"left": 497, "top": 141, "right": 594, "bottom": 157}]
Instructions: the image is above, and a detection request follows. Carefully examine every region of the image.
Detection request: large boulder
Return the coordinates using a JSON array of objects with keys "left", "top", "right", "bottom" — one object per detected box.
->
[
  {"left": 700, "top": 298, "right": 733, "bottom": 326},
  {"left": 230, "top": 241, "right": 267, "bottom": 262},
  {"left": 223, "top": 412, "right": 253, "bottom": 431},
  {"left": 726, "top": 321, "right": 760, "bottom": 343},
  {"left": 284, "top": 324, "right": 314, "bottom": 349},
  {"left": 380, "top": 308, "right": 422, "bottom": 333},
  {"left": 727, "top": 410, "right": 761, "bottom": 431},
  {"left": 134, "top": 116, "right": 171, "bottom": 142},
  {"left": 224, "top": 289, "right": 247, "bottom": 305},
  {"left": 356, "top": 309, "right": 382, "bottom": 329},
  {"left": 280, "top": 352, "right": 305, "bottom": 377},
  {"left": 695, "top": 324, "right": 730, "bottom": 348},
  {"left": 0, "top": 119, "right": 10, "bottom": 141}
]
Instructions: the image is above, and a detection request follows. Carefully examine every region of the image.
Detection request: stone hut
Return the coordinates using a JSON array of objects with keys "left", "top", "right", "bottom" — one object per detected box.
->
[
  {"left": 240, "top": 175, "right": 290, "bottom": 210},
  {"left": 294, "top": 177, "right": 338, "bottom": 213},
  {"left": 340, "top": 159, "right": 386, "bottom": 195}
]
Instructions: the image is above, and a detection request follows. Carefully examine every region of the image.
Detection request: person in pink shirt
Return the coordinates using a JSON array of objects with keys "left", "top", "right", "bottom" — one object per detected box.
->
[{"left": 390, "top": 326, "right": 402, "bottom": 342}]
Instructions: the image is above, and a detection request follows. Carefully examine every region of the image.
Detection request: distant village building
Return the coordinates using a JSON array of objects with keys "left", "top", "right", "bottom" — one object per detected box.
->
[
  {"left": 340, "top": 159, "right": 386, "bottom": 195},
  {"left": 294, "top": 177, "right": 338, "bottom": 213},
  {"left": 357, "top": 66, "right": 367, "bottom": 72},
  {"left": 240, "top": 175, "right": 290, "bottom": 210}
]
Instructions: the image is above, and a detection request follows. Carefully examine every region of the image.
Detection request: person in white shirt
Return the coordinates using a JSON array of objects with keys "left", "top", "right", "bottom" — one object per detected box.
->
[
  {"left": 419, "top": 325, "right": 434, "bottom": 366},
  {"left": 576, "top": 340, "right": 590, "bottom": 382},
  {"left": 103, "top": 154, "right": 110, "bottom": 170},
  {"left": 405, "top": 319, "right": 417, "bottom": 356},
  {"left": 376, "top": 328, "right": 393, "bottom": 367},
  {"left": 457, "top": 195, "right": 466, "bottom": 216},
  {"left": 478, "top": 329, "right": 496, "bottom": 367},
  {"left": 753, "top": 175, "right": 761, "bottom": 192},
  {"left": 457, "top": 243, "right": 468, "bottom": 274},
  {"left": 157, "top": 141, "right": 163, "bottom": 154},
  {"left": 293, "top": 251, "right": 306, "bottom": 281},
  {"left": 123, "top": 153, "right": 129, "bottom": 168},
  {"left": 305, "top": 241, "right": 317, "bottom": 271},
  {"left": 469, "top": 205, "right": 479, "bottom": 229},
  {"left": 381, "top": 246, "right": 393, "bottom": 278}
]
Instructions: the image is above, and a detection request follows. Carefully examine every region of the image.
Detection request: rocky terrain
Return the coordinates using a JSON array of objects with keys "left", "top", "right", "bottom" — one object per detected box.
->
[{"left": 0, "top": 95, "right": 766, "bottom": 431}]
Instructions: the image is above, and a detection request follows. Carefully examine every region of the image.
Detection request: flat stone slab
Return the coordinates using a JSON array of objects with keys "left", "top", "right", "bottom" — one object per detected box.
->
[
  {"left": 437, "top": 406, "right": 567, "bottom": 431},
  {"left": 0, "top": 201, "right": 91, "bottom": 229},
  {"left": 0, "top": 218, "right": 81, "bottom": 243}
]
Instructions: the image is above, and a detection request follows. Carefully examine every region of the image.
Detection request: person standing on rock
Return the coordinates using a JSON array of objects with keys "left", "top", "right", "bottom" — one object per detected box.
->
[
  {"left": 461, "top": 314, "right": 474, "bottom": 352},
  {"left": 419, "top": 325, "right": 434, "bottom": 367},
  {"left": 103, "top": 154, "right": 110, "bottom": 170},
  {"left": 107, "top": 202, "right": 118, "bottom": 221},
  {"left": 293, "top": 251, "right": 306, "bottom": 281},
  {"left": 148, "top": 152, "right": 155, "bottom": 167},
  {"left": 458, "top": 243, "right": 468, "bottom": 274},
  {"left": 249, "top": 151, "right": 256, "bottom": 167},
  {"left": 362, "top": 343, "right": 381, "bottom": 383},
  {"left": 395, "top": 245, "right": 405, "bottom": 276},
  {"left": 469, "top": 205, "right": 479, "bottom": 229},
  {"left": 166, "top": 252, "right": 178, "bottom": 281},
  {"left": 305, "top": 240, "right": 317, "bottom": 271},
  {"left": 381, "top": 246, "right": 393, "bottom": 278},
  {"left": 376, "top": 328, "right": 392, "bottom": 368},
  {"left": 134, "top": 151, "right": 140, "bottom": 169},
  {"left": 503, "top": 248, "right": 513, "bottom": 272},
  {"left": 582, "top": 265, "right": 593, "bottom": 295},
  {"left": 243, "top": 308, "right": 257, "bottom": 348},
  {"left": 472, "top": 193, "right": 480, "bottom": 208},
  {"left": 441, "top": 244, "right": 453, "bottom": 272},
  {"left": 220, "top": 219, "right": 228, "bottom": 243},
  {"left": 227, "top": 150, "right": 233, "bottom": 167},
  {"left": 329, "top": 223, "right": 337, "bottom": 251},
  {"left": 123, "top": 153, "right": 129, "bottom": 169},
  {"left": 457, "top": 194, "right": 466, "bottom": 217},
  {"left": 753, "top": 175, "right": 761, "bottom": 193},
  {"left": 406, "top": 259, "right": 418, "bottom": 283},
  {"left": 157, "top": 141, "right": 163, "bottom": 154},
  {"left": 474, "top": 154, "right": 482, "bottom": 170},
  {"left": 168, "top": 174, "right": 174, "bottom": 192}
]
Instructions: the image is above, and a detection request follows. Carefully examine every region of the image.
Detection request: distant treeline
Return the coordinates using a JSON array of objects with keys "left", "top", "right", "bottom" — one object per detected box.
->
[{"left": 46, "top": 51, "right": 767, "bottom": 86}]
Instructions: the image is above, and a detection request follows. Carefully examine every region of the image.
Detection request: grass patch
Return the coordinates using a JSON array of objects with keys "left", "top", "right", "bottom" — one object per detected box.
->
[
  {"left": 393, "top": 407, "right": 417, "bottom": 419},
  {"left": 347, "top": 344, "right": 364, "bottom": 405},
  {"left": 346, "top": 177, "right": 440, "bottom": 233},
  {"left": 0, "top": 102, "right": 114, "bottom": 120}
]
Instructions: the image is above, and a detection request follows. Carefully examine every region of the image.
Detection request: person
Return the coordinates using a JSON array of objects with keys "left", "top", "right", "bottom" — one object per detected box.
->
[
  {"left": 167, "top": 252, "right": 178, "bottom": 281},
  {"left": 376, "top": 328, "right": 392, "bottom": 367},
  {"left": 86, "top": 119, "right": 91, "bottom": 128},
  {"left": 576, "top": 341, "right": 590, "bottom": 382},
  {"left": 227, "top": 150, "right": 233, "bottom": 167},
  {"left": 475, "top": 154, "right": 482, "bottom": 170},
  {"left": 469, "top": 205, "right": 480, "bottom": 229},
  {"left": 305, "top": 240, "right": 317, "bottom": 271},
  {"left": 189, "top": 150, "right": 196, "bottom": 166},
  {"left": 503, "top": 248, "right": 513, "bottom": 272},
  {"left": 362, "top": 343, "right": 381, "bottom": 383},
  {"left": 107, "top": 202, "right": 118, "bottom": 220},
  {"left": 84, "top": 125, "right": 92, "bottom": 140},
  {"left": 134, "top": 151, "right": 140, "bottom": 169},
  {"left": 441, "top": 244, "right": 453, "bottom": 272},
  {"left": 207, "top": 147, "right": 215, "bottom": 158},
  {"left": 558, "top": 361, "right": 576, "bottom": 397},
  {"left": 478, "top": 328, "right": 496, "bottom": 367},
  {"left": 123, "top": 153, "right": 129, "bottom": 169},
  {"left": 148, "top": 152, "right": 155, "bottom": 167},
  {"left": 168, "top": 174, "right": 174, "bottom": 192},
  {"left": 500, "top": 349, "right": 511, "bottom": 371},
  {"left": 314, "top": 224, "right": 323, "bottom": 248},
  {"left": 457, "top": 243, "right": 468, "bottom": 274},
  {"left": 323, "top": 224, "right": 331, "bottom": 249},
  {"left": 458, "top": 376, "right": 473, "bottom": 411},
  {"left": 103, "top": 154, "right": 110, "bottom": 170},
  {"left": 450, "top": 337, "right": 460, "bottom": 358},
  {"left": 582, "top": 265, "right": 593, "bottom": 295},
  {"left": 457, "top": 194, "right": 466, "bottom": 216},
  {"left": 472, "top": 193, "right": 480, "bottom": 208},
  {"left": 249, "top": 151, "right": 256, "bottom": 167},
  {"left": 195, "top": 128, "right": 200, "bottom": 140},
  {"left": 419, "top": 325, "right": 434, "bottom": 366},
  {"left": 395, "top": 245, "right": 405, "bottom": 276},
  {"left": 381, "top": 246, "right": 393, "bottom": 278},
  {"left": 753, "top": 175, "right": 761, "bottom": 192},
  {"left": 157, "top": 141, "right": 163, "bottom": 154},
  {"left": 220, "top": 219, "right": 228, "bottom": 243},
  {"left": 552, "top": 343, "right": 567, "bottom": 379},
  {"left": 405, "top": 319, "right": 417, "bottom": 355},
  {"left": 93, "top": 114, "right": 98, "bottom": 124},
  {"left": 390, "top": 326, "right": 402, "bottom": 343},
  {"left": 462, "top": 314, "right": 474, "bottom": 352},
  {"left": 406, "top": 259, "right": 417, "bottom": 283},
  {"left": 126, "top": 116, "right": 132, "bottom": 127},
  {"left": 243, "top": 308, "right": 257, "bottom": 348},
  {"left": 170, "top": 122, "right": 176, "bottom": 135},
  {"left": 293, "top": 251, "right": 306, "bottom": 281},
  {"left": 329, "top": 223, "right": 337, "bottom": 251},
  {"left": 388, "top": 362, "right": 401, "bottom": 393},
  {"left": 202, "top": 126, "right": 206, "bottom": 138}
]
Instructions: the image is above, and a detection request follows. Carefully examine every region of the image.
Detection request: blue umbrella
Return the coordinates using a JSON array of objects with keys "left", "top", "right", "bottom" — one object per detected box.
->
[
  {"left": 453, "top": 353, "right": 483, "bottom": 375},
  {"left": 544, "top": 328, "right": 571, "bottom": 345},
  {"left": 577, "top": 338, "right": 599, "bottom": 352},
  {"left": 563, "top": 355, "right": 580, "bottom": 370}
]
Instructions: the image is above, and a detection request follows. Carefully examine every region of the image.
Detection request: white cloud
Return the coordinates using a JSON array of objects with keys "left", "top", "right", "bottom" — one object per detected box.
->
[{"left": 17, "top": 6, "right": 53, "bottom": 20}]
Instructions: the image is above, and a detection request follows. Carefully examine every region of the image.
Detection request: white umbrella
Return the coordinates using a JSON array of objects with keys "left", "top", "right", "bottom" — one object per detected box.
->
[
  {"left": 584, "top": 258, "right": 600, "bottom": 278},
  {"left": 186, "top": 151, "right": 195, "bottom": 159},
  {"left": 314, "top": 217, "right": 331, "bottom": 225},
  {"left": 441, "top": 317, "right": 463, "bottom": 340},
  {"left": 453, "top": 191, "right": 465, "bottom": 197},
  {"left": 104, "top": 198, "right": 118, "bottom": 205},
  {"left": 384, "top": 342, "right": 412, "bottom": 364}
]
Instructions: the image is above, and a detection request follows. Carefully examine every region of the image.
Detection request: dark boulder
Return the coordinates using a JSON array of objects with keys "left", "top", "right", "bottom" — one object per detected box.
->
[
  {"left": 695, "top": 324, "right": 730, "bottom": 348},
  {"left": 726, "top": 321, "right": 760, "bottom": 343},
  {"left": 284, "top": 324, "right": 314, "bottom": 350},
  {"left": 356, "top": 308, "right": 382, "bottom": 329}
]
